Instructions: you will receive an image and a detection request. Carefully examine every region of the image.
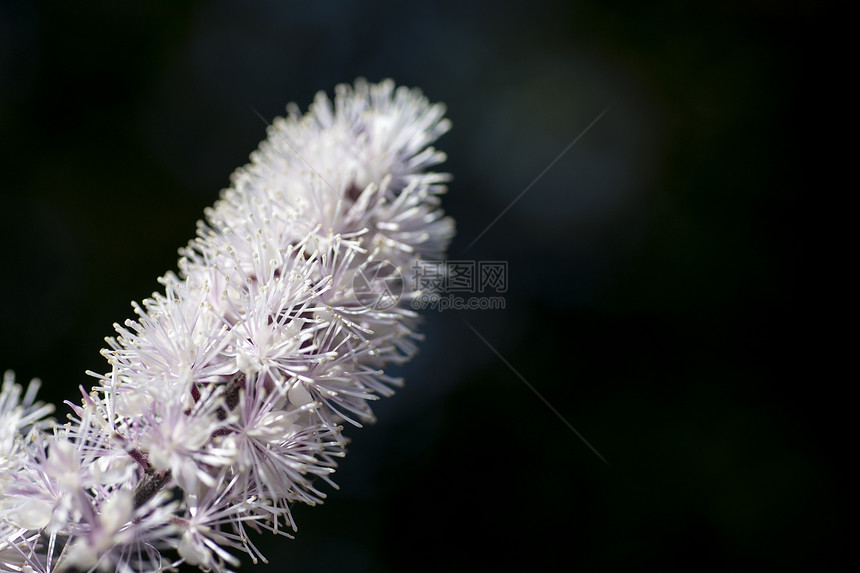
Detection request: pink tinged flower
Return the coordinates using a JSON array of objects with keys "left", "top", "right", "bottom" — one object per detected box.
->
[
  {"left": 3, "top": 438, "right": 86, "bottom": 534},
  {"left": 226, "top": 281, "right": 324, "bottom": 387},
  {"left": 0, "top": 373, "right": 55, "bottom": 440},
  {"left": 175, "top": 477, "right": 272, "bottom": 573},
  {"left": 61, "top": 490, "right": 134, "bottom": 571},
  {"left": 100, "top": 276, "right": 237, "bottom": 419},
  {"left": 57, "top": 490, "right": 180, "bottom": 573},
  {"left": 1, "top": 373, "right": 55, "bottom": 533},
  {"left": 219, "top": 375, "right": 342, "bottom": 512},
  {"left": 2, "top": 79, "right": 453, "bottom": 572},
  {"left": 45, "top": 438, "right": 82, "bottom": 491},
  {"left": 141, "top": 401, "right": 235, "bottom": 494}
]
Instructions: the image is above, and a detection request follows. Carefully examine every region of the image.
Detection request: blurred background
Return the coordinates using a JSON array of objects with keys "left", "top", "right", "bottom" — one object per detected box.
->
[{"left": 0, "top": 1, "right": 839, "bottom": 571}]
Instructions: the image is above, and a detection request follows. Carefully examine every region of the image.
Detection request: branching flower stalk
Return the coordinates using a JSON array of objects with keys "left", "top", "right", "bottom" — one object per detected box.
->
[{"left": 0, "top": 79, "right": 452, "bottom": 573}]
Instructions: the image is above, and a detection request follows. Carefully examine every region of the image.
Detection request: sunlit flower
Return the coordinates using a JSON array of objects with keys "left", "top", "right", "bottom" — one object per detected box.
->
[{"left": 1, "top": 78, "right": 452, "bottom": 572}]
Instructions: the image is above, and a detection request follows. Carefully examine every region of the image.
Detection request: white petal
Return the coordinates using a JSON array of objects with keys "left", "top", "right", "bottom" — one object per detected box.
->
[
  {"left": 178, "top": 531, "right": 209, "bottom": 567},
  {"left": 288, "top": 382, "right": 314, "bottom": 408},
  {"left": 9, "top": 499, "right": 52, "bottom": 530},
  {"left": 100, "top": 490, "right": 133, "bottom": 534}
]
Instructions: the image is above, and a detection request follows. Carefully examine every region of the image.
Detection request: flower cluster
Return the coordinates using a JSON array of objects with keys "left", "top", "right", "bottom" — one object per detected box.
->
[{"left": 1, "top": 79, "right": 452, "bottom": 572}]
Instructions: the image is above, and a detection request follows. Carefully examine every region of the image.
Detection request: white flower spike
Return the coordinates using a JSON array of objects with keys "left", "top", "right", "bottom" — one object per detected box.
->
[{"left": 1, "top": 79, "right": 452, "bottom": 572}]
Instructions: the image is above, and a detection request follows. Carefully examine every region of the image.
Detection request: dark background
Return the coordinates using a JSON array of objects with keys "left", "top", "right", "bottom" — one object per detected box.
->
[{"left": 0, "top": 1, "right": 840, "bottom": 571}]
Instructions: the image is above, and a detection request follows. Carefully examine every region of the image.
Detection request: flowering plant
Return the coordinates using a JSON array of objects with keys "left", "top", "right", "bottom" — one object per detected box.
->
[{"left": 1, "top": 79, "right": 452, "bottom": 573}]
